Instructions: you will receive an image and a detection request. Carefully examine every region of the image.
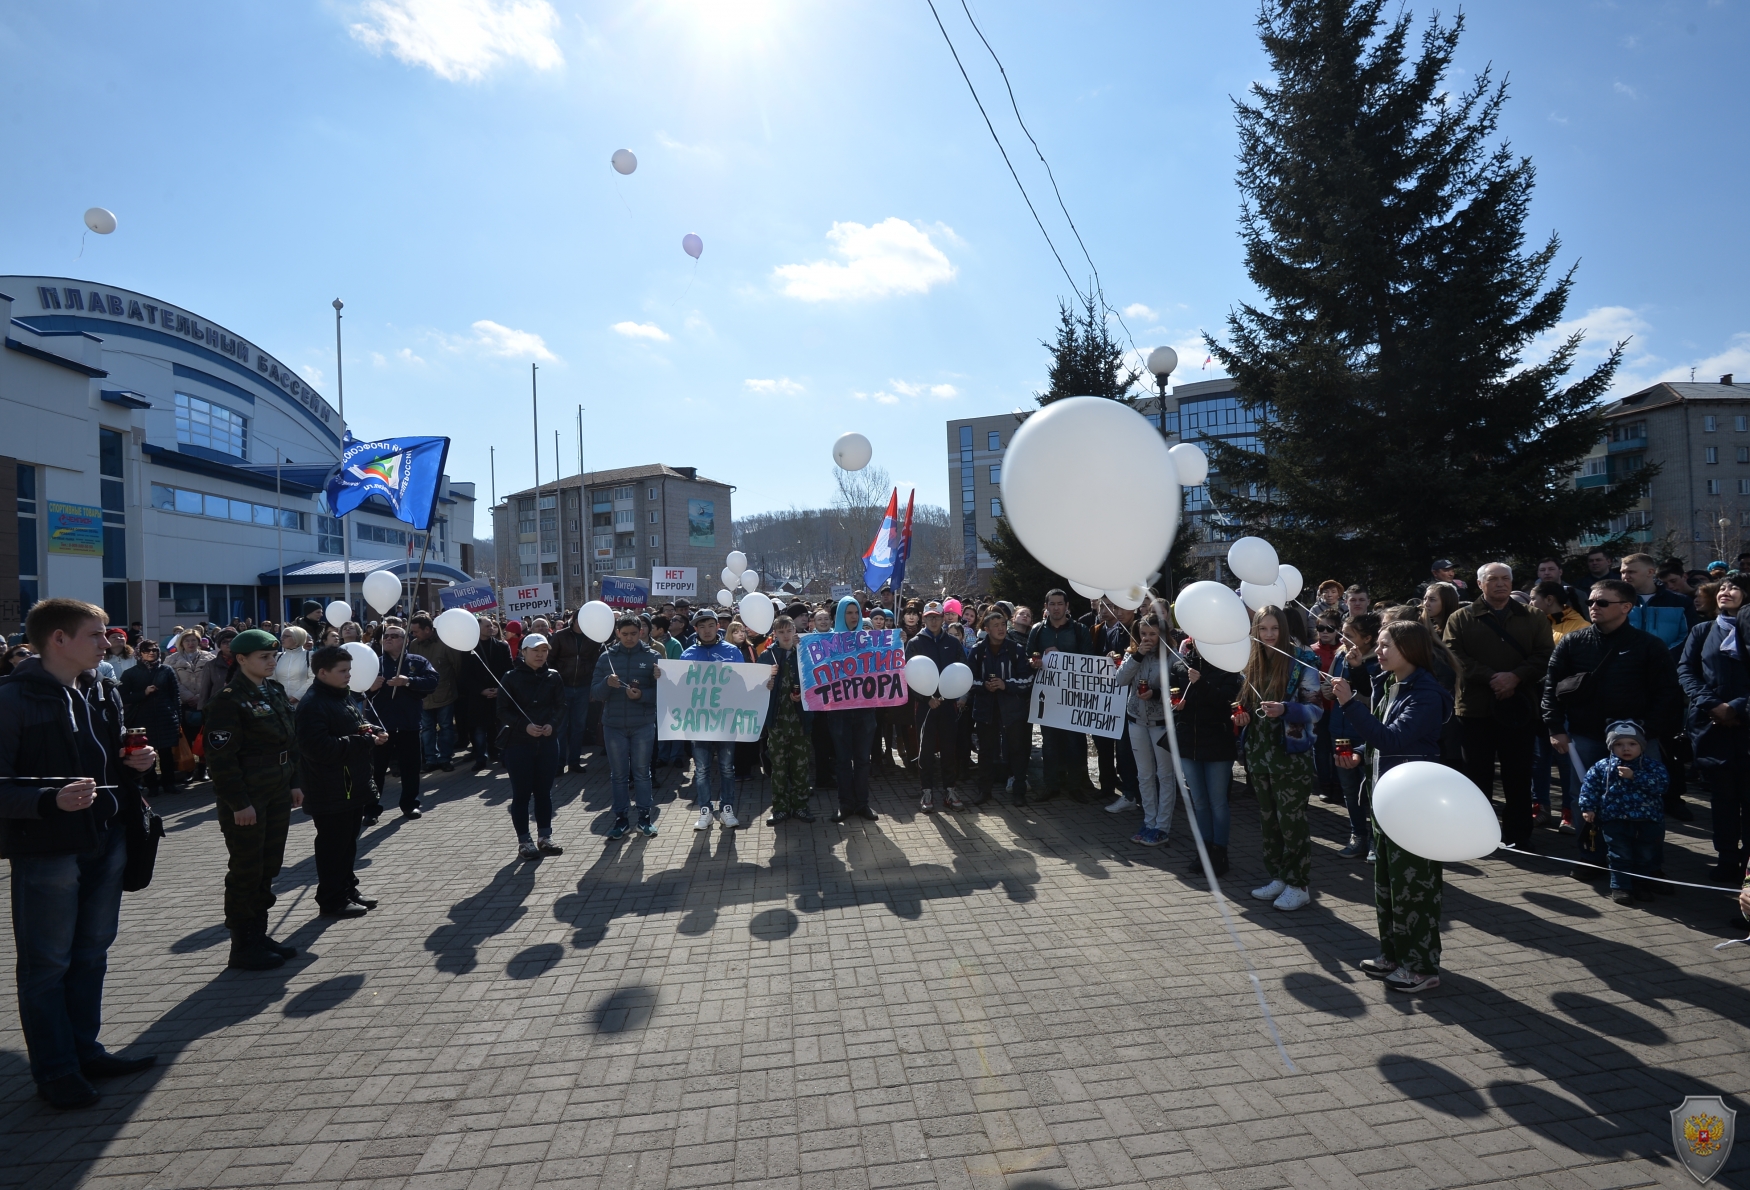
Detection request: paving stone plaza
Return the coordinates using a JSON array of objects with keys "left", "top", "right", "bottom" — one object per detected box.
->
[{"left": 3, "top": 752, "right": 1748, "bottom": 1189}]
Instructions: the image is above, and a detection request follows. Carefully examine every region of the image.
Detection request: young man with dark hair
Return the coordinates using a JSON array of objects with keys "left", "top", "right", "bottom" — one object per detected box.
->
[
  {"left": 0, "top": 599, "right": 159, "bottom": 1108},
  {"left": 368, "top": 623, "right": 438, "bottom": 820},
  {"left": 297, "top": 646, "right": 387, "bottom": 919},
  {"left": 407, "top": 613, "right": 459, "bottom": 773},
  {"left": 591, "top": 616, "right": 659, "bottom": 840},
  {"left": 1027, "top": 589, "right": 1095, "bottom": 801}
]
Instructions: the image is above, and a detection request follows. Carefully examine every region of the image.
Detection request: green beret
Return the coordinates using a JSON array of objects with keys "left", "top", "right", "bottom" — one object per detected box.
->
[{"left": 231, "top": 628, "right": 280, "bottom": 656}]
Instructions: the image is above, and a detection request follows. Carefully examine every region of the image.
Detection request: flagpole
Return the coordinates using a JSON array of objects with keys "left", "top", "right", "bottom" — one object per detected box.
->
[
  {"left": 531, "top": 362, "right": 541, "bottom": 603},
  {"left": 554, "top": 429, "right": 564, "bottom": 613},
  {"left": 577, "top": 404, "right": 587, "bottom": 604},
  {"left": 275, "top": 448, "right": 284, "bottom": 625},
  {"left": 333, "top": 298, "right": 351, "bottom": 613}
]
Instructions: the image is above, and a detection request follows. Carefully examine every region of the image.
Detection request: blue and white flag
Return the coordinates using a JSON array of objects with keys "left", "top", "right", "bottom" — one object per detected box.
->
[
  {"left": 862, "top": 488, "right": 900, "bottom": 592},
  {"left": 324, "top": 433, "right": 450, "bottom": 529}
]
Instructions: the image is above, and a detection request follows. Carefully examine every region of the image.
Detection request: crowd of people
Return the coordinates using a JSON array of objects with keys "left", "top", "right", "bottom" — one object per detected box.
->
[{"left": 6, "top": 543, "right": 1750, "bottom": 1107}]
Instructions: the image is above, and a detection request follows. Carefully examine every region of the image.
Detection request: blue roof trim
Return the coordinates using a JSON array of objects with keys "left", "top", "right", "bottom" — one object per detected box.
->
[
  {"left": 20, "top": 314, "right": 340, "bottom": 448},
  {"left": 4, "top": 335, "right": 108, "bottom": 377},
  {"left": 100, "top": 389, "right": 153, "bottom": 409},
  {"left": 143, "top": 442, "right": 321, "bottom": 495},
  {"left": 173, "top": 362, "right": 256, "bottom": 405}
]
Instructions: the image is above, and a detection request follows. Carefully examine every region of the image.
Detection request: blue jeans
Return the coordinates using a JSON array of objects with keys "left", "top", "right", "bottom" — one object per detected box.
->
[
  {"left": 1532, "top": 732, "right": 1575, "bottom": 816},
  {"left": 692, "top": 741, "right": 736, "bottom": 809},
  {"left": 1600, "top": 817, "right": 1663, "bottom": 891},
  {"left": 557, "top": 685, "right": 594, "bottom": 767},
  {"left": 9, "top": 826, "right": 128, "bottom": 1084},
  {"left": 1337, "top": 759, "right": 1370, "bottom": 844},
  {"left": 1179, "top": 759, "right": 1232, "bottom": 848},
  {"left": 605, "top": 721, "right": 656, "bottom": 819},
  {"left": 420, "top": 703, "right": 456, "bottom": 767}
]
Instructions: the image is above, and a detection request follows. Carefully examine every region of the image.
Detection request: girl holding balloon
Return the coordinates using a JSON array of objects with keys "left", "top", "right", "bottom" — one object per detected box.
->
[
  {"left": 1233, "top": 605, "right": 1323, "bottom": 912},
  {"left": 1330, "top": 620, "right": 1454, "bottom": 994}
]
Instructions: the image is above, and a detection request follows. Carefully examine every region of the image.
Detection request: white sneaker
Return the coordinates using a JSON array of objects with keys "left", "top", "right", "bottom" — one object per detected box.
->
[
  {"left": 1103, "top": 796, "right": 1135, "bottom": 813},
  {"left": 1251, "top": 879, "right": 1287, "bottom": 901},
  {"left": 920, "top": 788, "right": 936, "bottom": 812},
  {"left": 1272, "top": 885, "right": 1311, "bottom": 911},
  {"left": 719, "top": 806, "right": 740, "bottom": 830},
  {"left": 694, "top": 807, "right": 715, "bottom": 832}
]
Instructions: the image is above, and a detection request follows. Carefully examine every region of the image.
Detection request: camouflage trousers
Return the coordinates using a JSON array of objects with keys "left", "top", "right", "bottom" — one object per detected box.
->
[
  {"left": 767, "top": 706, "right": 813, "bottom": 815},
  {"left": 1245, "top": 727, "right": 1315, "bottom": 888},
  {"left": 1375, "top": 828, "right": 1443, "bottom": 975},
  {"left": 217, "top": 789, "right": 292, "bottom": 932}
]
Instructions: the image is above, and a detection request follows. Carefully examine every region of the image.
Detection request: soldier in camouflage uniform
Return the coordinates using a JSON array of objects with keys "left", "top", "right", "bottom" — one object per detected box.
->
[
  {"left": 202, "top": 628, "right": 303, "bottom": 971},
  {"left": 757, "top": 615, "right": 815, "bottom": 823}
]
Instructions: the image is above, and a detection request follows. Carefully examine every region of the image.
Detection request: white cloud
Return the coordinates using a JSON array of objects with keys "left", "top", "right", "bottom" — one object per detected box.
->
[
  {"left": 397, "top": 347, "right": 426, "bottom": 366},
  {"left": 888, "top": 379, "right": 958, "bottom": 399},
  {"left": 1122, "top": 303, "right": 1158, "bottom": 322},
  {"left": 852, "top": 390, "right": 900, "bottom": 406},
  {"left": 745, "top": 377, "right": 803, "bottom": 395},
  {"left": 443, "top": 319, "right": 557, "bottom": 361},
  {"left": 773, "top": 218, "right": 956, "bottom": 302},
  {"left": 371, "top": 351, "right": 387, "bottom": 367},
  {"left": 1645, "top": 333, "right": 1750, "bottom": 388},
  {"left": 300, "top": 364, "right": 325, "bottom": 386},
  {"left": 1613, "top": 80, "right": 1639, "bottom": 99},
  {"left": 1531, "top": 305, "right": 1651, "bottom": 373},
  {"left": 349, "top": 0, "right": 563, "bottom": 83},
  {"left": 612, "top": 321, "right": 670, "bottom": 342}
]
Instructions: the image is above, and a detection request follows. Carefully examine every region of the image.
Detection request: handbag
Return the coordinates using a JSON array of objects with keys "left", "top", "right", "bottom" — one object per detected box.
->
[
  {"left": 174, "top": 736, "right": 197, "bottom": 773},
  {"left": 1554, "top": 648, "right": 1616, "bottom": 707},
  {"left": 122, "top": 799, "right": 166, "bottom": 893}
]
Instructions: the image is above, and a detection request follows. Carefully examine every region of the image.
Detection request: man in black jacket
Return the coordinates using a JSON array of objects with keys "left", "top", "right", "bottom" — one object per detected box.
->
[
  {"left": 298, "top": 646, "right": 387, "bottom": 918},
  {"left": 368, "top": 624, "right": 438, "bottom": 820},
  {"left": 965, "top": 610, "right": 1033, "bottom": 804},
  {"left": 907, "top": 601, "right": 967, "bottom": 811},
  {"left": 549, "top": 614, "right": 602, "bottom": 775},
  {"left": 0, "top": 599, "right": 158, "bottom": 1109}
]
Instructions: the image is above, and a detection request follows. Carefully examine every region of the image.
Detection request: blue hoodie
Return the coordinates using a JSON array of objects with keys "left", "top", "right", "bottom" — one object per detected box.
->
[{"left": 834, "top": 596, "right": 862, "bottom": 633}]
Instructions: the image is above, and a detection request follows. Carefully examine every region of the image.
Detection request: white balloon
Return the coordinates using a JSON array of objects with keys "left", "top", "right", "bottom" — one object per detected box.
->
[
  {"left": 1001, "top": 398, "right": 1179, "bottom": 591},
  {"left": 725, "top": 551, "right": 748, "bottom": 575},
  {"left": 1226, "top": 536, "right": 1280, "bottom": 586},
  {"left": 721, "top": 567, "right": 738, "bottom": 591},
  {"left": 1172, "top": 581, "right": 1251, "bottom": 645},
  {"left": 1069, "top": 580, "right": 1104, "bottom": 600},
  {"left": 1106, "top": 584, "right": 1147, "bottom": 611},
  {"left": 738, "top": 592, "right": 775, "bottom": 635},
  {"left": 83, "top": 207, "right": 117, "bottom": 235},
  {"left": 1240, "top": 578, "right": 1288, "bottom": 611},
  {"left": 740, "top": 568, "right": 760, "bottom": 593},
  {"left": 325, "top": 600, "right": 353, "bottom": 628},
  {"left": 904, "top": 654, "right": 940, "bottom": 697},
  {"left": 434, "top": 607, "right": 481, "bottom": 652},
  {"left": 1193, "top": 636, "right": 1254, "bottom": 674},
  {"left": 1167, "top": 442, "right": 1208, "bottom": 487},
  {"left": 937, "top": 662, "right": 975, "bottom": 701},
  {"left": 362, "top": 570, "right": 402, "bottom": 615},
  {"left": 832, "top": 432, "right": 873, "bottom": 472},
  {"left": 1372, "top": 761, "right": 1501, "bottom": 862},
  {"left": 717, "top": 588, "right": 734, "bottom": 607},
  {"left": 342, "top": 642, "right": 379, "bottom": 693},
  {"left": 578, "top": 600, "right": 616, "bottom": 643},
  {"left": 611, "top": 148, "right": 637, "bottom": 175},
  {"left": 1277, "top": 564, "right": 1304, "bottom": 602}
]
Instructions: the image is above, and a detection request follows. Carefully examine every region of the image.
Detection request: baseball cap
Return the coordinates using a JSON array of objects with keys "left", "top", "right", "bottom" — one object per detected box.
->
[
  {"left": 1431, "top": 559, "right": 1455, "bottom": 571},
  {"left": 693, "top": 607, "right": 719, "bottom": 623},
  {"left": 922, "top": 601, "right": 944, "bottom": 616},
  {"left": 521, "top": 633, "right": 550, "bottom": 651}
]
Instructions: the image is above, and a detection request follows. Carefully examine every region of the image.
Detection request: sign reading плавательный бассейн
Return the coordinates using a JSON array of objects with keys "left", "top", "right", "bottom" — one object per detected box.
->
[{"left": 1028, "top": 650, "right": 1129, "bottom": 739}]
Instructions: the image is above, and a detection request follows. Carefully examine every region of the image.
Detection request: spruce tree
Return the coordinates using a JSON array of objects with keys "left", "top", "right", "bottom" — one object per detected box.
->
[
  {"left": 1205, "top": 0, "right": 1650, "bottom": 594},
  {"left": 1039, "top": 292, "right": 1138, "bottom": 404}
]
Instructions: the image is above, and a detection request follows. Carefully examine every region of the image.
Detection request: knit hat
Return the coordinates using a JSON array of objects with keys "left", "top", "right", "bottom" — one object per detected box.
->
[
  {"left": 231, "top": 628, "right": 279, "bottom": 657},
  {"left": 1604, "top": 720, "right": 1645, "bottom": 749},
  {"left": 302, "top": 600, "right": 324, "bottom": 615}
]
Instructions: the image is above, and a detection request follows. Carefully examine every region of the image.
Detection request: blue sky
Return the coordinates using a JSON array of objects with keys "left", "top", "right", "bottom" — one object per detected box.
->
[{"left": 3, "top": 1, "right": 1745, "bottom": 528}]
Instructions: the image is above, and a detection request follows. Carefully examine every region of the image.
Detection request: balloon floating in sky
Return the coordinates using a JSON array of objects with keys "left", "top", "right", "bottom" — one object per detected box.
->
[
  {"left": 833, "top": 432, "right": 872, "bottom": 471},
  {"left": 83, "top": 208, "right": 117, "bottom": 235},
  {"left": 682, "top": 233, "right": 703, "bottom": 260},
  {"left": 610, "top": 149, "right": 637, "bottom": 175}
]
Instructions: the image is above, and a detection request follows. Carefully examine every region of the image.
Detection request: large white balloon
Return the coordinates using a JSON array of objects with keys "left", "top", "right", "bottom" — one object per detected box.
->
[
  {"left": 325, "top": 600, "right": 353, "bottom": 628},
  {"left": 717, "top": 588, "right": 734, "bottom": 608},
  {"left": 937, "top": 662, "right": 975, "bottom": 701},
  {"left": 740, "top": 568, "right": 760, "bottom": 593},
  {"left": 721, "top": 567, "right": 738, "bottom": 591},
  {"left": 1226, "top": 537, "right": 1280, "bottom": 586},
  {"left": 434, "top": 607, "right": 481, "bottom": 652},
  {"left": 610, "top": 149, "right": 637, "bottom": 175},
  {"left": 342, "top": 642, "right": 379, "bottom": 693},
  {"left": 577, "top": 601, "right": 616, "bottom": 643},
  {"left": 904, "top": 654, "right": 940, "bottom": 697},
  {"left": 1000, "top": 397, "right": 1179, "bottom": 591},
  {"left": 1106, "top": 584, "right": 1147, "bottom": 611},
  {"left": 833, "top": 432, "right": 873, "bottom": 472},
  {"left": 362, "top": 570, "right": 402, "bottom": 615},
  {"left": 682, "top": 233, "right": 703, "bottom": 260},
  {"left": 725, "top": 551, "right": 748, "bottom": 575},
  {"left": 1193, "top": 636, "right": 1254, "bottom": 674},
  {"left": 1172, "top": 581, "right": 1251, "bottom": 645},
  {"left": 1240, "top": 578, "right": 1288, "bottom": 611},
  {"left": 1372, "top": 761, "right": 1501, "bottom": 862},
  {"left": 1167, "top": 442, "right": 1208, "bottom": 487},
  {"left": 1277, "top": 564, "right": 1304, "bottom": 602},
  {"left": 84, "top": 207, "right": 117, "bottom": 235},
  {"left": 738, "top": 592, "right": 775, "bottom": 635},
  {"left": 1069, "top": 580, "right": 1103, "bottom": 600}
]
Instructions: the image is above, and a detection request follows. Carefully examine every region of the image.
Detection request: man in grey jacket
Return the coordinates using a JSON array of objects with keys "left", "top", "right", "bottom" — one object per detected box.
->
[{"left": 590, "top": 617, "right": 659, "bottom": 840}]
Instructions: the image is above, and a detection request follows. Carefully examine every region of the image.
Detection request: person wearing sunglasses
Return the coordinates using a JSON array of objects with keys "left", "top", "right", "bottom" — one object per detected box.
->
[{"left": 1543, "top": 578, "right": 1685, "bottom": 874}]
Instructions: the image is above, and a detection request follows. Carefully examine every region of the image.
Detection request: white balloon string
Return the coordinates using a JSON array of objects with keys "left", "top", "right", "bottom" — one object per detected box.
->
[
  {"left": 1490, "top": 845, "right": 1744, "bottom": 896},
  {"left": 77, "top": 230, "right": 87, "bottom": 259},
  {"left": 475, "top": 644, "right": 533, "bottom": 723},
  {"left": 1152, "top": 596, "right": 1296, "bottom": 1072}
]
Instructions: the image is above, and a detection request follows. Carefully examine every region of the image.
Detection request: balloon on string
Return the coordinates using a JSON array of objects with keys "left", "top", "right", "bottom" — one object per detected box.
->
[
  {"left": 1069, "top": 580, "right": 1104, "bottom": 600},
  {"left": 1226, "top": 537, "right": 1280, "bottom": 586},
  {"left": 325, "top": 600, "right": 352, "bottom": 628},
  {"left": 434, "top": 607, "right": 481, "bottom": 652},
  {"left": 362, "top": 570, "right": 402, "bottom": 615},
  {"left": 937, "top": 662, "right": 975, "bottom": 700},
  {"left": 1372, "top": 761, "right": 1501, "bottom": 861},
  {"left": 1277, "top": 564, "right": 1304, "bottom": 602},
  {"left": 1107, "top": 584, "right": 1147, "bottom": 611},
  {"left": 740, "top": 569, "right": 760, "bottom": 593},
  {"left": 1193, "top": 635, "right": 1254, "bottom": 674},
  {"left": 725, "top": 551, "right": 748, "bottom": 575},
  {"left": 83, "top": 207, "right": 117, "bottom": 235},
  {"left": 682, "top": 233, "right": 703, "bottom": 260},
  {"left": 1000, "top": 397, "right": 1179, "bottom": 591},
  {"left": 721, "top": 567, "right": 738, "bottom": 591},
  {"left": 342, "top": 642, "right": 379, "bottom": 693},
  {"left": 1172, "top": 581, "right": 1251, "bottom": 644},
  {"left": 611, "top": 149, "right": 637, "bottom": 175},
  {"left": 832, "top": 432, "right": 873, "bottom": 472},
  {"left": 1240, "top": 578, "right": 1288, "bottom": 612},
  {"left": 738, "top": 592, "right": 774, "bottom": 635},
  {"left": 717, "top": 588, "right": 733, "bottom": 608},
  {"left": 904, "top": 654, "right": 940, "bottom": 697},
  {"left": 1168, "top": 442, "right": 1208, "bottom": 487},
  {"left": 577, "top": 601, "right": 616, "bottom": 643}
]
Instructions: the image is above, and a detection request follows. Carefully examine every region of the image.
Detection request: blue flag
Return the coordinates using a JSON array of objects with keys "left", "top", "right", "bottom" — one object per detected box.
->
[
  {"left": 889, "top": 489, "right": 915, "bottom": 592},
  {"left": 862, "top": 489, "right": 899, "bottom": 592},
  {"left": 324, "top": 433, "right": 450, "bottom": 529}
]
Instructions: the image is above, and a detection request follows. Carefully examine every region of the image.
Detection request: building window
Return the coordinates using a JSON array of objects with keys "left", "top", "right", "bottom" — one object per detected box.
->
[
  {"left": 1705, "top": 416, "right": 1718, "bottom": 432},
  {"left": 648, "top": 511, "right": 658, "bottom": 523},
  {"left": 568, "top": 541, "right": 579, "bottom": 554},
  {"left": 356, "top": 521, "right": 413, "bottom": 546},
  {"left": 1738, "top": 448, "right": 1748, "bottom": 464},
  {"left": 174, "top": 392, "right": 248, "bottom": 458},
  {"left": 649, "top": 534, "right": 660, "bottom": 547},
  {"left": 1739, "top": 480, "right": 1749, "bottom": 496},
  {"left": 959, "top": 425, "right": 977, "bottom": 573},
  {"left": 1582, "top": 458, "right": 1608, "bottom": 477},
  {"left": 987, "top": 431, "right": 1000, "bottom": 450},
  {"left": 612, "top": 486, "right": 634, "bottom": 501},
  {"left": 990, "top": 498, "right": 1002, "bottom": 518},
  {"left": 1707, "top": 447, "right": 1719, "bottom": 464},
  {"left": 151, "top": 484, "right": 303, "bottom": 530},
  {"left": 988, "top": 465, "right": 1000, "bottom": 484},
  {"left": 16, "top": 463, "right": 39, "bottom": 618},
  {"left": 1608, "top": 420, "right": 1647, "bottom": 444},
  {"left": 1707, "top": 479, "right": 1721, "bottom": 495},
  {"left": 316, "top": 515, "right": 343, "bottom": 555},
  {"left": 648, "top": 486, "right": 657, "bottom": 500},
  {"left": 615, "top": 510, "right": 634, "bottom": 528},
  {"left": 1738, "top": 416, "right": 1748, "bottom": 433},
  {"left": 537, "top": 495, "right": 557, "bottom": 510},
  {"left": 593, "top": 534, "right": 613, "bottom": 552}
]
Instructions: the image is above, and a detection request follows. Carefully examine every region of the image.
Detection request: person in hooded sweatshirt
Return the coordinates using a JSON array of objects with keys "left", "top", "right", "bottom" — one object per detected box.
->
[
  {"left": 677, "top": 608, "right": 746, "bottom": 832},
  {"left": 1331, "top": 619, "right": 1454, "bottom": 996},
  {"left": 820, "top": 596, "right": 881, "bottom": 823}
]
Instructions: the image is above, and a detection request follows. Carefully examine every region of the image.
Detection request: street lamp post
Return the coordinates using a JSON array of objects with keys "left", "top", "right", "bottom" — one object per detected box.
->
[
  {"left": 1147, "top": 346, "right": 1179, "bottom": 585},
  {"left": 333, "top": 298, "right": 351, "bottom": 611}
]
